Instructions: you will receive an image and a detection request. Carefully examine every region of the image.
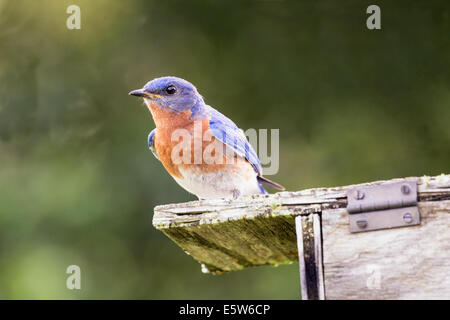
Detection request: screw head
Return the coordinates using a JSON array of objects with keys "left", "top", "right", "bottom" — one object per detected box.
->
[
  {"left": 401, "top": 184, "right": 411, "bottom": 195},
  {"left": 354, "top": 190, "right": 365, "bottom": 200},
  {"left": 403, "top": 212, "right": 413, "bottom": 224},
  {"left": 356, "top": 219, "right": 368, "bottom": 229}
]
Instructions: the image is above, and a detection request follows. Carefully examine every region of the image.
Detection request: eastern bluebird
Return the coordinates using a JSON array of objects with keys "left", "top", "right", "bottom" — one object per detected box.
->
[{"left": 129, "top": 76, "right": 284, "bottom": 199}]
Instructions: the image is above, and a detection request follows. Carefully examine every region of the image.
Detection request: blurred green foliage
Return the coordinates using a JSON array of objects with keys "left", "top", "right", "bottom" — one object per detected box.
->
[{"left": 0, "top": 0, "right": 448, "bottom": 299}]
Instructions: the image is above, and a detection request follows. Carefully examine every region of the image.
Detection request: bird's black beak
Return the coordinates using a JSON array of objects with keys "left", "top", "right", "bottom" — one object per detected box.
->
[{"left": 129, "top": 89, "right": 149, "bottom": 98}]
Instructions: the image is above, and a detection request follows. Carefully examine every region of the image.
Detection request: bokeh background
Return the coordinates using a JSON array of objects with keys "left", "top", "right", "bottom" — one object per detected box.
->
[{"left": 0, "top": 0, "right": 448, "bottom": 299}]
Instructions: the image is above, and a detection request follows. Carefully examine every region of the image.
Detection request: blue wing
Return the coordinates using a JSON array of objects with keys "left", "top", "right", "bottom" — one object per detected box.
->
[
  {"left": 206, "top": 105, "right": 262, "bottom": 175},
  {"left": 148, "top": 129, "right": 159, "bottom": 161}
]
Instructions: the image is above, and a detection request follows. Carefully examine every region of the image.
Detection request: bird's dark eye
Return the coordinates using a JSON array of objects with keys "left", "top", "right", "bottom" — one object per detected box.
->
[{"left": 165, "top": 85, "right": 177, "bottom": 95}]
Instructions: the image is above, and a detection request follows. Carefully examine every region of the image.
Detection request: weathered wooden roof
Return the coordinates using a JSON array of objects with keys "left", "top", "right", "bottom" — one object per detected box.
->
[{"left": 153, "top": 174, "right": 450, "bottom": 274}]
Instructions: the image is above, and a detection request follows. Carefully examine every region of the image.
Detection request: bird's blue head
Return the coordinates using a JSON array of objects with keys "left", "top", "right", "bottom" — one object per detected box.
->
[{"left": 129, "top": 76, "right": 204, "bottom": 114}]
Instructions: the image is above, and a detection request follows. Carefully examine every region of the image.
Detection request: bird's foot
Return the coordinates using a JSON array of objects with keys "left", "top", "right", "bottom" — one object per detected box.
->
[{"left": 232, "top": 189, "right": 241, "bottom": 199}]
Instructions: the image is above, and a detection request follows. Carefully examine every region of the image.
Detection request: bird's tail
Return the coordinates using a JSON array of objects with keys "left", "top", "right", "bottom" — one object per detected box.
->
[{"left": 257, "top": 175, "right": 285, "bottom": 191}]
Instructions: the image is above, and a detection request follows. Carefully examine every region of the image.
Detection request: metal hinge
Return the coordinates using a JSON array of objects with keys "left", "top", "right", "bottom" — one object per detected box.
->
[{"left": 347, "top": 181, "right": 420, "bottom": 233}]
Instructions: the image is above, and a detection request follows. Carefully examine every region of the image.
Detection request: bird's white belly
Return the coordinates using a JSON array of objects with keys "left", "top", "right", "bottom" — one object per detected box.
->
[{"left": 173, "top": 165, "right": 262, "bottom": 199}]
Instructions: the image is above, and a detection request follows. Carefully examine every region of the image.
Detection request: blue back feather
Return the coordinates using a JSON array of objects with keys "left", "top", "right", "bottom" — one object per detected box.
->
[{"left": 204, "top": 105, "right": 263, "bottom": 176}]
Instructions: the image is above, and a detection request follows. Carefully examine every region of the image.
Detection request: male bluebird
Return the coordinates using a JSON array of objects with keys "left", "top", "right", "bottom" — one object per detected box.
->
[{"left": 129, "top": 76, "right": 284, "bottom": 199}]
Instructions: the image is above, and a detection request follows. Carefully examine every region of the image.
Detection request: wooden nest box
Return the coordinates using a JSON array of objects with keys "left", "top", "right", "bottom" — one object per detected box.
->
[{"left": 153, "top": 174, "right": 450, "bottom": 300}]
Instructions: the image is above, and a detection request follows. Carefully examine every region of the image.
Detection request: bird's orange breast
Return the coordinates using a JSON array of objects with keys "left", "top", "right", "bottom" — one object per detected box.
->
[{"left": 146, "top": 102, "right": 240, "bottom": 179}]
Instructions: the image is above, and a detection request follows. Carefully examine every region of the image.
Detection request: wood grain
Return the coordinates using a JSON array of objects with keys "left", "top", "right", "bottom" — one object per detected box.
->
[
  {"left": 322, "top": 200, "right": 450, "bottom": 299},
  {"left": 153, "top": 174, "right": 450, "bottom": 276}
]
